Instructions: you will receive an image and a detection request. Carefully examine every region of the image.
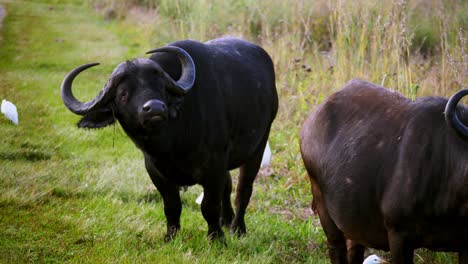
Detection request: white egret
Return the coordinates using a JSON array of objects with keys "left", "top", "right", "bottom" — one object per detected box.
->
[
  {"left": 1, "top": 99, "right": 18, "bottom": 125},
  {"left": 363, "top": 254, "right": 388, "bottom": 264}
]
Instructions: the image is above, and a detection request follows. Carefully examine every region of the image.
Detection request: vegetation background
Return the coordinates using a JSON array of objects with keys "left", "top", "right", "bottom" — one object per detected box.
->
[{"left": 0, "top": 0, "right": 465, "bottom": 263}]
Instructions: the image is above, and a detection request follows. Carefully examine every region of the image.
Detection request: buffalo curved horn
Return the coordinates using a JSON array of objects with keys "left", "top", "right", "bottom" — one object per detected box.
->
[
  {"left": 61, "top": 62, "right": 126, "bottom": 115},
  {"left": 146, "top": 46, "right": 196, "bottom": 94},
  {"left": 445, "top": 89, "right": 468, "bottom": 138}
]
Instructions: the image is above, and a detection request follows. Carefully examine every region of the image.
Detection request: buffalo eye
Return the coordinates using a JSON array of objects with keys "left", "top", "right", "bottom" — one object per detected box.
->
[{"left": 119, "top": 90, "right": 129, "bottom": 102}]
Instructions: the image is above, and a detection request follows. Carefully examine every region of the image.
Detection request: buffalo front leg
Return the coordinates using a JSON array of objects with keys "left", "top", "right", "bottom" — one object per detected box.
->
[
  {"left": 201, "top": 168, "right": 228, "bottom": 244},
  {"left": 145, "top": 158, "right": 182, "bottom": 242},
  {"left": 152, "top": 179, "right": 181, "bottom": 242},
  {"left": 221, "top": 172, "right": 234, "bottom": 227},
  {"left": 160, "top": 184, "right": 182, "bottom": 242},
  {"left": 388, "top": 230, "right": 414, "bottom": 264}
]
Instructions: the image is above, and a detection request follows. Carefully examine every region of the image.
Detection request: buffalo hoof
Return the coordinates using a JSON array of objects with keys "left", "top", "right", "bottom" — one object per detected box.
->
[
  {"left": 230, "top": 221, "right": 246, "bottom": 237},
  {"left": 164, "top": 226, "right": 179, "bottom": 242},
  {"left": 208, "top": 230, "right": 227, "bottom": 246},
  {"left": 164, "top": 234, "right": 174, "bottom": 243},
  {"left": 221, "top": 213, "right": 234, "bottom": 228}
]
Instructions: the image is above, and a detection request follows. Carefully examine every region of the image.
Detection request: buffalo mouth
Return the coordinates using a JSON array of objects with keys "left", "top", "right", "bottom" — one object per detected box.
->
[
  {"left": 139, "top": 112, "right": 168, "bottom": 127},
  {"left": 143, "top": 115, "right": 167, "bottom": 126},
  {"left": 149, "top": 115, "right": 165, "bottom": 122}
]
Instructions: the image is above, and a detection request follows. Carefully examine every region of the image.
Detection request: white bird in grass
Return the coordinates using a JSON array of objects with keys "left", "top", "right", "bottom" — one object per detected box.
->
[
  {"left": 195, "top": 192, "right": 204, "bottom": 205},
  {"left": 260, "top": 141, "right": 271, "bottom": 167},
  {"left": 363, "top": 254, "right": 388, "bottom": 264},
  {"left": 1, "top": 99, "right": 19, "bottom": 125}
]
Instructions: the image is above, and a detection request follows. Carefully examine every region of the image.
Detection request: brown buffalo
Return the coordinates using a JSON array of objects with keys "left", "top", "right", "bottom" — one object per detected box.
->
[{"left": 300, "top": 79, "right": 468, "bottom": 263}]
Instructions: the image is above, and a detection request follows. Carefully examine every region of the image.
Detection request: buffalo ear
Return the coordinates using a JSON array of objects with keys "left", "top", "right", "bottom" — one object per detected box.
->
[{"left": 77, "top": 108, "right": 115, "bottom": 128}]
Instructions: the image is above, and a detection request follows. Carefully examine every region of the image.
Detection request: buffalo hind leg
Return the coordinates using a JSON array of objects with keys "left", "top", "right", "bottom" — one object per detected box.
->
[
  {"left": 309, "top": 176, "right": 348, "bottom": 263},
  {"left": 388, "top": 230, "right": 414, "bottom": 264},
  {"left": 347, "top": 239, "right": 365, "bottom": 264},
  {"left": 221, "top": 172, "right": 234, "bottom": 227},
  {"left": 460, "top": 249, "right": 468, "bottom": 264},
  {"left": 231, "top": 139, "right": 266, "bottom": 236},
  {"left": 315, "top": 198, "right": 348, "bottom": 263}
]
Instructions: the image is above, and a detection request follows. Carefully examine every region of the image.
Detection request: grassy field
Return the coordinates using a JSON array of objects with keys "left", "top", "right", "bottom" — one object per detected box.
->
[{"left": 0, "top": 0, "right": 465, "bottom": 263}]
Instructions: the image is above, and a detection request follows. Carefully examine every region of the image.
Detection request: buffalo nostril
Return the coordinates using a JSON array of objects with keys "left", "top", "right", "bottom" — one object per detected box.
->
[{"left": 142, "top": 105, "right": 151, "bottom": 112}]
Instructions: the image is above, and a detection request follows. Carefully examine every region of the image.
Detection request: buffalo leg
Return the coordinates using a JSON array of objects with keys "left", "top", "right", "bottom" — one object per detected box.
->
[
  {"left": 160, "top": 184, "right": 182, "bottom": 242},
  {"left": 347, "top": 239, "right": 365, "bottom": 264},
  {"left": 460, "top": 249, "right": 468, "bottom": 264},
  {"left": 307, "top": 172, "right": 347, "bottom": 264},
  {"left": 201, "top": 168, "right": 227, "bottom": 243},
  {"left": 145, "top": 158, "right": 182, "bottom": 242},
  {"left": 388, "top": 230, "right": 414, "bottom": 264},
  {"left": 314, "top": 193, "right": 347, "bottom": 263},
  {"left": 231, "top": 139, "right": 266, "bottom": 236},
  {"left": 221, "top": 171, "right": 234, "bottom": 227}
]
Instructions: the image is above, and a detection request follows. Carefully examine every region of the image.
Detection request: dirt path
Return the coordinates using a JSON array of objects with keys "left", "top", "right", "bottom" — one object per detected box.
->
[
  {"left": 0, "top": 5, "right": 4, "bottom": 36},
  {"left": 0, "top": 5, "right": 4, "bottom": 29}
]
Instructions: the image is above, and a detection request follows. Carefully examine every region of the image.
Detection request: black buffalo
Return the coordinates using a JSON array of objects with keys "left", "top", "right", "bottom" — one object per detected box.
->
[
  {"left": 300, "top": 79, "right": 468, "bottom": 263},
  {"left": 61, "top": 37, "right": 278, "bottom": 243}
]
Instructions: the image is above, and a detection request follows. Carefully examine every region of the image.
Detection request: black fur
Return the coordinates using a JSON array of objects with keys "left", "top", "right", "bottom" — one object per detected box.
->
[{"left": 67, "top": 37, "right": 278, "bottom": 243}]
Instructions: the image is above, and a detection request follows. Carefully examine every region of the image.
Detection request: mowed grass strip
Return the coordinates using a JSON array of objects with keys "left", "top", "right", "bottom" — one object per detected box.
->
[{"left": 0, "top": 1, "right": 328, "bottom": 263}]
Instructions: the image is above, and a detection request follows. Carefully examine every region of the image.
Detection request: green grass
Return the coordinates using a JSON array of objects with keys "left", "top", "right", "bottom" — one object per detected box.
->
[{"left": 0, "top": 0, "right": 462, "bottom": 263}]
